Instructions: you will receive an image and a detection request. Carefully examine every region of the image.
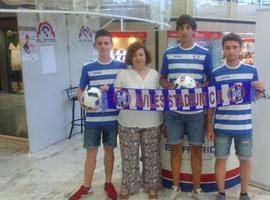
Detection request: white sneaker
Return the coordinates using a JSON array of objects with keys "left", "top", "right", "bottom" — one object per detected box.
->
[
  {"left": 191, "top": 188, "right": 208, "bottom": 200},
  {"left": 170, "top": 185, "right": 181, "bottom": 200}
]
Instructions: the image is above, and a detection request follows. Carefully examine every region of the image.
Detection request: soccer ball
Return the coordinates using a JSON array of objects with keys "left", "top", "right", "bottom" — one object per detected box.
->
[
  {"left": 174, "top": 75, "right": 196, "bottom": 89},
  {"left": 83, "top": 87, "right": 102, "bottom": 109}
]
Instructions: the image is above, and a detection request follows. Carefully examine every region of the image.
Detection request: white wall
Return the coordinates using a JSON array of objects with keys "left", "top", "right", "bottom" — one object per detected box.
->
[
  {"left": 251, "top": 9, "right": 270, "bottom": 190},
  {"left": 17, "top": 13, "right": 99, "bottom": 153},
  {"left": 67, "top": 15, "right": 99, "bottom": 86}
]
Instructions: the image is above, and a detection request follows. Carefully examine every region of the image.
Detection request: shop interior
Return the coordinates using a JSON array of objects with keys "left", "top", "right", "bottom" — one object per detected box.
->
[
  {"left": 110, "top": 32, "right": 145, "bottom": 62},
  {"left": 0, "top": 15, "right": 256, "bottom": 151},
  {"left": 0, "top": 16, "right": 27, "bottom": 140}
]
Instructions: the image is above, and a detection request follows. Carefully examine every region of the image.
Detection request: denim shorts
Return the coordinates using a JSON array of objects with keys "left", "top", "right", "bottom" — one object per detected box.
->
[
  {"left": 164, "top": 111, "right": 205, "bottom": 145},
  {"left": 214, "top": 133, "right": 253, "bottom": 160},
  {"left": 84, "top": 126, "right": 118, "bottom": 149}
]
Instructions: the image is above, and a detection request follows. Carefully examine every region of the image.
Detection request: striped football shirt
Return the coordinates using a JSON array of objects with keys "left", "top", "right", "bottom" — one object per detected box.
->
[
  {"left": 161, "top": 43, "right": 212, "bottom": 114},
  {"left": 210, "top": 62, "right": 259, "bottom": 135},
  {"left": 79, "top": 59, "right": 127, "bottom": 127}
]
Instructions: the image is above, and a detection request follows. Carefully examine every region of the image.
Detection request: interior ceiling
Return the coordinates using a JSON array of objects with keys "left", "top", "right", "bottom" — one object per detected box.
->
[
  {"left": 0, "top": 1, "right": 171, "bottom": 30},
  {"left": 0, "top": 0, "right": 148, "bottom": 10},
  {"left": 0, "top": 0, "right": 152, "bottom": 22}
]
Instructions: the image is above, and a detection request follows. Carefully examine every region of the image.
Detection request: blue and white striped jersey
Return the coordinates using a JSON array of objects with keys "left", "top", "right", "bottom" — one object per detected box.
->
[
  {"left": 161, "top": 43, "right": 212, "bottom": 114},
  {"left": 79, "top": 59, "right": 127, "bottom": 127},
  {"left": 210, "top": 62, "right": 259, "bottom": 135}
]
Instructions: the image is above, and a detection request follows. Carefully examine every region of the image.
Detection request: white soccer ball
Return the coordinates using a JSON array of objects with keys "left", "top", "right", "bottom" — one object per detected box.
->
[
  {"left": 174, "top": 75, "right": 196, "bottom": 89},
  {"left": 83, "top": 87, "right": 102, "bottom": 109}
]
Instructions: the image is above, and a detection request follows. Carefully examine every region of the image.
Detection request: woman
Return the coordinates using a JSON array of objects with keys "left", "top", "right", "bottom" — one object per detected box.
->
[{"left": 114, "top": 42, "right": 163, "bottom": 200}]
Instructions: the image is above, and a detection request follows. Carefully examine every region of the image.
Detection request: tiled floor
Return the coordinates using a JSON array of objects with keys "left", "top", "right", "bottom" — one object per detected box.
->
[{"left": 0, "top": 134, "right": 270, "bottom": 200}]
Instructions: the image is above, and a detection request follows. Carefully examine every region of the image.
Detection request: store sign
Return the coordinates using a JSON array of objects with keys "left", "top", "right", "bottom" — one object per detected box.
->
[
  {"left": 160, "top": 134, "right": 240, "bottom": 192},
  {"left": 78, "top": 26, "right": 94, "bottom": 43},
  {"left": 242, "top": 39, "right": 255, "bottom": 43},
  {"left": 167, "top": 31, "right": 222, "bottom": 39},
  {"left": 37, "top": 21, "right": 56, "bottom": 43},
  {"left": 111, "top": 32, "right": 147, "bottom": 38}
]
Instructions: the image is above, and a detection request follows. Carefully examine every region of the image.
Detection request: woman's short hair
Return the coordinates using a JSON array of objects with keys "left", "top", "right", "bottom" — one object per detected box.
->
[{"left": 125, "top": 42, "right": 152, "bottom": 66}]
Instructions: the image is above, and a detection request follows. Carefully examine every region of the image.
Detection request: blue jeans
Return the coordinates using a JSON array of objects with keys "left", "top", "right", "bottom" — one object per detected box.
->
[
  {"left": 84, "top": 126, "right": 118, "bottom": 149},
  {"left": 215, "top": 133, "right": 253, "bottom": 160},
  {"left": 164, "top": 111, "right": 205, "bottom": 145}
]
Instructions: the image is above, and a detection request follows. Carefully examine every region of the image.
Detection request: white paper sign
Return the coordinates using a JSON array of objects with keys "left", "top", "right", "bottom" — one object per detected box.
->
[{"left": 40, "top": 45, "right": 56, "bottom": 74}]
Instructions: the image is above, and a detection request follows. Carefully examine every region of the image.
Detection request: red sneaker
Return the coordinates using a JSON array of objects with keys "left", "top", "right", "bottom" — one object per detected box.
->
[
  {"left": 69, "top": 185, "right": 93, "bottom": 200},
  {"left": 104, "top": 182, "right": 118, "bottom": 200}
]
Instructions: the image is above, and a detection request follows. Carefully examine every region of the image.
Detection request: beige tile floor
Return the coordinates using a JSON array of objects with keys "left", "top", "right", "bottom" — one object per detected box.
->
[{"left": 1, "top": 134, "right": 270, "bottom": 200}]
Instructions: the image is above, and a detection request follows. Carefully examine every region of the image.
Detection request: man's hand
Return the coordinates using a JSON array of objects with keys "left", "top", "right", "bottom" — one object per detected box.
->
[
  {"left": 206, "top": 109, "right": 215, "bottom": 142},
  {"left": 252, "top": 80, "right": 265, "bottom": 99},
  {"left": 77, "top": 88, "right": 98, "bottom": 112},
  {"left": 196, "top": 82, "right": 202, "bottom": 88},
  {"left": 78, "top": 96, "right": 96, "bottom": 111},
  {"left": 99, "top": 84, "right": 109, "bottom": 92},
  {"left": 81, "top": 104, "right": 98, "bottom": 112},
  {"left": 206, "top": 123, "right": 215, "bottom": 142},
  {"left": 160, "top": 75, "right": 174, "bottom": 89},
  {"left": 252, "top": 80, "right": 265, "bottom": 92}
]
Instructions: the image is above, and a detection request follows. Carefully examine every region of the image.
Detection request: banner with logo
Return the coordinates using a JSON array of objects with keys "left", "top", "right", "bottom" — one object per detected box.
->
[
  {"left": 103, "top": 82, "right": 253, "bottom": 111},
  {"left": 78, "top": 26, "right": 94, "bottom": 43},
  {"left": 37, "top": 21, "right": 56, "bottom": 43}
]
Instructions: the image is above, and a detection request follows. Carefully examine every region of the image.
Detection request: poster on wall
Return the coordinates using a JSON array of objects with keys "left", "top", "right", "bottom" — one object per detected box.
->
[
  {"left": 37, "top": 21, "right": 56, "bottom": 43},
  {"left": 78, "top": 26, "right": 95, "bottom": 43},
  {"left": 40, "top": 45, "right": 56, "bottom": 74},
  {"left": 19, "top": 26, "right": 39, "bottom": 61}
]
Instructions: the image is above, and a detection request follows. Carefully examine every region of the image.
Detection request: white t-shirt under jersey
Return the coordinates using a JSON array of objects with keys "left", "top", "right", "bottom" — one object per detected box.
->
[{"left": 114, "top": 68, "right": 163, "bottom": 128}]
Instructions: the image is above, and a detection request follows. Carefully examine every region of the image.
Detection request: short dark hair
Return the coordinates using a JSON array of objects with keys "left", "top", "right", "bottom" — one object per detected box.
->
[
  {"left": 95, "top": 29, "right": 112, "bottom": 42},
  {"left": 176, "top": 14, "right": 197, "bottom": 31},
  {"left": 125, "top": 42, "right": 151, "bottom": 66},
  {"left": 222, "top": 32, "right": 242, "bottom": 47}
]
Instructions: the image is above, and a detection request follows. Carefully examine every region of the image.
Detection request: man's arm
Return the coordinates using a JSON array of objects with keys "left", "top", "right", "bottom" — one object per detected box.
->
[
  {"left": 206, "top": 109, "right": 215, "bottom": 142},
  {"left": 160, "top": 75, "right": 173, "bottom": 89},
  {"left": 77, "top": 87, "right": 85, "bottom": 108},
  {"left": 203, "top": 51, "right": 213, "bottom": 87}
]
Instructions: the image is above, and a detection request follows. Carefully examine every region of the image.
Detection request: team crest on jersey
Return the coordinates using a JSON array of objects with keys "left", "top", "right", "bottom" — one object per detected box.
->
[
  {"left": 113, "top": 89, "right": 131, "bottom": 108},
  {"left": 193, "top": 54, "right": 201, "bottom": 59},
  {"left": 227, "top": 83, "right": 246, "bottom": 103},
  {"left": 37, "top": 21, "right": 56, "bottom": 43}
]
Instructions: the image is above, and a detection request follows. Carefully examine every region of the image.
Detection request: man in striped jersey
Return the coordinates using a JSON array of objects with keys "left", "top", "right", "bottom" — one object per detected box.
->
[
  {"left": 69, "top": 29, "right": 127, "bottom": 200},
  {"left": 206, "top": 33, "right": 265, "bottom": 200},
  {"left": 160, "top": 15, "right": 212, "bottom": 200}
]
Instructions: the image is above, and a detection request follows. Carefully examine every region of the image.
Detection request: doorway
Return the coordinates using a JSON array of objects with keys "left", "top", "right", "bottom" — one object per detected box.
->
[{"left": 0, "top": 16, "right": 28, "bottom": 140}]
